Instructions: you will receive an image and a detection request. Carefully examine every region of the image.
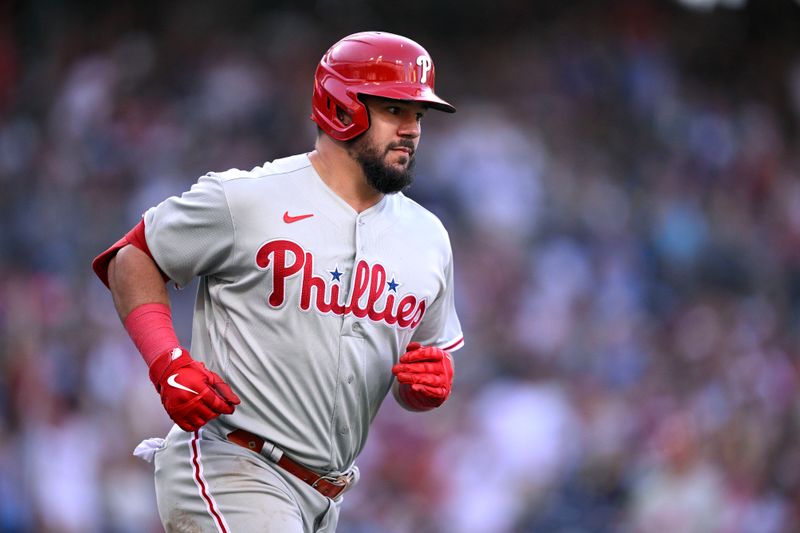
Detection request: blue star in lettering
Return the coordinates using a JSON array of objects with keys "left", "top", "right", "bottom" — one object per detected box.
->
[
  {"left": 387, "top": 277, "right": 399, "bottom": 292},
  {"left": 329, "top": 267, "right": 343, "bottom": 282}
]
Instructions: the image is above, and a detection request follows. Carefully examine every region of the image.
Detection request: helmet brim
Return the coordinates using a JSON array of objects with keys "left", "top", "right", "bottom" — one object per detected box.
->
[{"left": 355, "top": 83, "right": 456, "bottom": 113}]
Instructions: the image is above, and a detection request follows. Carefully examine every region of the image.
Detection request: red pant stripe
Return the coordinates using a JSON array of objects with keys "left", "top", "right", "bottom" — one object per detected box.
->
[{"left": 190, "top": 429, "right": 229, "bottom": 533}]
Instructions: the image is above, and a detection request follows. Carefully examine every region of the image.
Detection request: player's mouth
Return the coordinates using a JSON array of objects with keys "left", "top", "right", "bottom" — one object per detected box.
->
[{"left": 387, "top": 141, "right": 415, "bottom": 157}]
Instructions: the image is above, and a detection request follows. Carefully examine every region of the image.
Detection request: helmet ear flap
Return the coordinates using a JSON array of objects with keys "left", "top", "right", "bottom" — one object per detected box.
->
[
  {"left": 311, "top": 73, "right": 370, "bottom": 141},
  {"left": 334, "top": 103, "right": 351, "bottom": 127}
]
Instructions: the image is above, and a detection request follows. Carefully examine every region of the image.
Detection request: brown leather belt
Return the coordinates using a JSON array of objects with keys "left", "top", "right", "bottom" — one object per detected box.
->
[{"left": 227, "top": 429, "right": 355, "bottom": 499}]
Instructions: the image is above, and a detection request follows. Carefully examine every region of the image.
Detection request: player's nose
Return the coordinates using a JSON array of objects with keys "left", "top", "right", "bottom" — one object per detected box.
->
[
  {"left": 398, "top": 117, "right": 420, "bottom": 138},
  {"left": 395, "top": 108, "right": 421, "bottom": 138}
]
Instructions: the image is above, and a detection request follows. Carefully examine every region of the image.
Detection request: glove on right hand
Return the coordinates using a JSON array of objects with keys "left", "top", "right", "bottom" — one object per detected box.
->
[{"left": 148, "top": 348, "right": 240, "bottom": 432}]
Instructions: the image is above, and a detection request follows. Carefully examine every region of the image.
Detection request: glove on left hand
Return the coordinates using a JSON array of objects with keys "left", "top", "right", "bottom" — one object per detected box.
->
[{"left": 392, "top": 342, "right": 454, "bottom": 410}]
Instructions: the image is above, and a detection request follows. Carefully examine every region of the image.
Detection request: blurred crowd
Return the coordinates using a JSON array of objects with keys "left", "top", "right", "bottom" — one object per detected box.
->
[{"left": 1, "top": 1, "right": 800, "bottom": 531}]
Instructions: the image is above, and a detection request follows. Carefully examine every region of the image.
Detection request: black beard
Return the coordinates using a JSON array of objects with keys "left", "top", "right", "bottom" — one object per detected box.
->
[{"left": 349, "top": 138, "right": 415, "bottom": 194}]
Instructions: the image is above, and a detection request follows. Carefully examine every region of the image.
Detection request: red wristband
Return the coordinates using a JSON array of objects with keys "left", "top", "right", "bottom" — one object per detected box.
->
[{"left": 123, "top": 303, "right": 182, "bottom": 367}]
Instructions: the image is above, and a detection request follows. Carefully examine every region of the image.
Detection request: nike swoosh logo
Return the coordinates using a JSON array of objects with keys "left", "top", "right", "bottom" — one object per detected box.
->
[
  {"left": 283, "top": 211, "right": 314, "bottom": 224},
  {"left": 167, "top": 374, "right": 199, "bottom": 395}
]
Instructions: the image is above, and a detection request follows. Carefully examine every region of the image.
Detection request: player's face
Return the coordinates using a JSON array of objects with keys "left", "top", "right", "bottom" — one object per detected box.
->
[{"left": 348, "top": 96, "right": 426, "bottom": 194}]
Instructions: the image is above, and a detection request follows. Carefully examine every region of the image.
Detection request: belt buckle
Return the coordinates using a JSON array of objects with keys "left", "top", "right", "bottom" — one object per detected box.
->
[
  {"left": 313, "top": 471, "right": 352, "bottom": 488},
  {"left": 312, "top": 470, "right": 355, "bottom": 497}
]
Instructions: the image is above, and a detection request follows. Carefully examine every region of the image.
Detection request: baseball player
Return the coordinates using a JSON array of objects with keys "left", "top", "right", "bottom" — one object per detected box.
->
[{"left": 92, "top": 31, "right": 464, "bottom": 532}]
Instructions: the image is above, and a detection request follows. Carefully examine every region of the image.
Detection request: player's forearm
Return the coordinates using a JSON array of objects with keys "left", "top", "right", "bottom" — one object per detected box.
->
[
  {"left": 109, "top": 244, "right": 182, "bottom": 367},
  {"left": 108, "top": 244, "right": 170, "bottom": 321}
]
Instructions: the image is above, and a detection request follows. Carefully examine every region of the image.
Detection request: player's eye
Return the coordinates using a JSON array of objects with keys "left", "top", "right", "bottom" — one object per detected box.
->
[
  {"left": 386, "top": 106, "right": 400, "bottom": 115},
  {"left": 416, "top": 112, "right": 425, "bottom": 121}
]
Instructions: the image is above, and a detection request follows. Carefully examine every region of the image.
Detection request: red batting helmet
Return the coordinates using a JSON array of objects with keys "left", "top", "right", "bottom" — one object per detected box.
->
[{"left": 311, "top": 31, "right": 455, "bottom": 141}]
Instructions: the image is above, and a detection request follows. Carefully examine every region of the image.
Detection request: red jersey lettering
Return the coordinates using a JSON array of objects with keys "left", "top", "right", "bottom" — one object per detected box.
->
[{"left": 255, "top": 239, "right": 426, "bottom": 329}]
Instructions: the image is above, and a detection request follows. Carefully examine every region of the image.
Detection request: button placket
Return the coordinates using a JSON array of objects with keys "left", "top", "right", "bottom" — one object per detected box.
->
[
  {"left": 343, "top": 215, "right": 368, "bottom": 336},
  {"left": 356, "top": 215, "right": 366, "bottom": 253}
]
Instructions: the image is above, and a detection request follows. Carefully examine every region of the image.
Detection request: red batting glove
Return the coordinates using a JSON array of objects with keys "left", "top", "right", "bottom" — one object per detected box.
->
[
  {"left": 148, "top": 348, "right": 241, "bottom": 432},
  {"left": 392, "top": 342, "right": 454, "bottom": 411}
]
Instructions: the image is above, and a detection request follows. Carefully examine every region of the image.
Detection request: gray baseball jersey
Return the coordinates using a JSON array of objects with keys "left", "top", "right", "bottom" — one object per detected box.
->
[{"left": 143, "top": 153, "right": 464, "bottom": 474}]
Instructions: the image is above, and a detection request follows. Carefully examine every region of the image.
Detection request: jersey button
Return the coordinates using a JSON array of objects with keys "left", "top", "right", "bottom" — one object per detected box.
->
[
  {"left": 352, "top": 322, "right": 363, "bottom": 333},
  {"left": 347, "top": 375, "right": 354, "bottom": 384}
]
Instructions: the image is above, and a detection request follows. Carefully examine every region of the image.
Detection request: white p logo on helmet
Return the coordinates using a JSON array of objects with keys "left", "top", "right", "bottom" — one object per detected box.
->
[{"left": 416, "top": 55, "right": 432, "bottom": 84}]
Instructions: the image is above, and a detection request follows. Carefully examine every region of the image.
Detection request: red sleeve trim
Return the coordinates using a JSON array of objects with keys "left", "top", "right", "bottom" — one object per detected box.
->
[
  {"left": 441, "top": 335, "right": 465, "bottom": 352},
  {"left": 91, "top": 219, "right": 168, "bottom": 288}
]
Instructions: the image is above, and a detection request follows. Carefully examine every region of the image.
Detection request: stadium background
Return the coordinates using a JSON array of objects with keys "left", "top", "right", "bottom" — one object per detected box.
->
[{"left": 1, "top": 0, "right": 800, "bottom": 531}]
